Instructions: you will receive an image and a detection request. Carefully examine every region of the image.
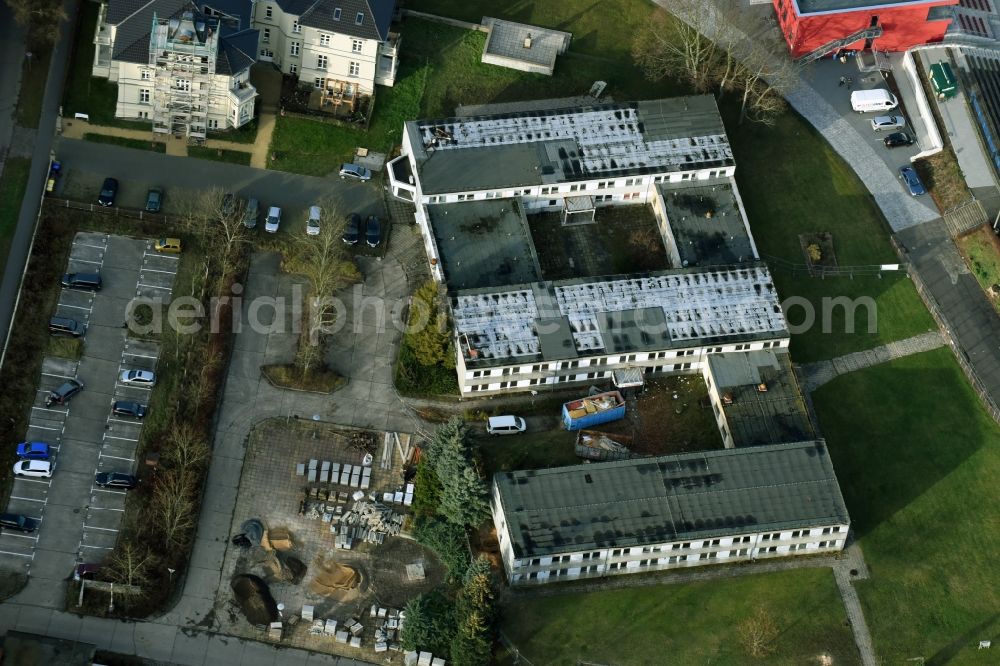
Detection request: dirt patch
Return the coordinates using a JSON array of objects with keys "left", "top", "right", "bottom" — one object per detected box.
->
[
  {"left": 230, "top": 574, "right": 278, "bottom": 626},
  {"left": 309, "top": 555, "right": 361, "bottom": 596},
  {"left": 799, "top": 232, "right": 838, "bottom": 274}
]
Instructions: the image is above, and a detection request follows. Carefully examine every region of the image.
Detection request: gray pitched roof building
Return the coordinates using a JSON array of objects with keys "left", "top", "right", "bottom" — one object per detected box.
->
[
  {"left": 296, "top": 0, "right": 395, "bottom": 41},
  {"left": 493, "top": 440, "right": 850, "bottom": 559}
]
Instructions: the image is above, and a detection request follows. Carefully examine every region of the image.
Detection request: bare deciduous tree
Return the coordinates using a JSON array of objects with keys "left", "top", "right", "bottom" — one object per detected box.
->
[
  {"left": 632, "top": 3, "right": 730, "bottom": 92},
  {"left": 105, "top": 540, "right": 157, "bottom": 588},
  {"left": 151, "top": 469, "right": 198, "bottom": 549},
  {"left": 738, "top": 606, "right": 780, "bottom": 658},
  {"left": 5, "top": 0, "right": 65, "bottom": 46},
  {"left": 164, "top": 423, "right": 211, "bottom": 476}
]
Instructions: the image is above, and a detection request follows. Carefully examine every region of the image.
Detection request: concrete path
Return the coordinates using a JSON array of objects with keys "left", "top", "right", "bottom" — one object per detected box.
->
[
  {"left": 799, "top": 330, "right": 946, "bottom": 392},
  {"left": 60, "top": 117, "right": 262, "bottom": 162}
]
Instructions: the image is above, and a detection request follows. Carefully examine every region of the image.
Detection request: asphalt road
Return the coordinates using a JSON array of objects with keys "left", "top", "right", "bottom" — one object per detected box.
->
[
  {"left": 52, "top": 138, "right": 384, "bottom": 221},
  {"left": 0, "top": 0, "right": 80, "bottom": 366}
]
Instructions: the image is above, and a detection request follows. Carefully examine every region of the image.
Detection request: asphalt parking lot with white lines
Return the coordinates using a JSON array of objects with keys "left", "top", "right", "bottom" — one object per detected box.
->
[{"left": 0, "top": 233, "right": 177, "bottom": 607}]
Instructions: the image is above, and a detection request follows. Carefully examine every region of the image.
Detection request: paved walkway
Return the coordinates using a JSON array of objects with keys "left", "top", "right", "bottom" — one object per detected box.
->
[{"left": 798, "top": 330, "right": 946, "bottom": 392}]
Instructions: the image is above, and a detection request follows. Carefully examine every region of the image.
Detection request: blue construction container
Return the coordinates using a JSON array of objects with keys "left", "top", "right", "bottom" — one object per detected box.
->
[{"left": 562, "top": 391, "right": 626, "bottom": 431}]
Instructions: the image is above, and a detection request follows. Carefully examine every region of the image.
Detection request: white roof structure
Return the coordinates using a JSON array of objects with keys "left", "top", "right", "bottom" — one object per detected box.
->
[{"left": 454, "top": 266, "right": 786, "bottom": 366}]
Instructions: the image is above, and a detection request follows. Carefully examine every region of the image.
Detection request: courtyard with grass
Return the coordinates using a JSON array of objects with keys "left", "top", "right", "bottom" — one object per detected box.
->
[
  {"left": 499, "top": 568, "right": 857, "bottom": 665},
  {"left": 814, "top": 348, "right": 1000, "bottom": 664},
  {"left": 956, "top": 225, "right": 1000, "bottom": 312}
]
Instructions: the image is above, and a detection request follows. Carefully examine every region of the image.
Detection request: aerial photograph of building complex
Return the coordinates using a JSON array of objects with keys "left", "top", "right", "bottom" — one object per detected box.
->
[{"left": 0, "top": 0, "right": 998, "bottom": 664}]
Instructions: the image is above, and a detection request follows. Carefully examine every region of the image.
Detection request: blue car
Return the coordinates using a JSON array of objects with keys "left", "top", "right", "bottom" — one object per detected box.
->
[
  {"left": 899, "top": 166, "right": 926, "bottom": 196},
  {"left": 16, "top": 442, "right": 51, "bottom": 460}
]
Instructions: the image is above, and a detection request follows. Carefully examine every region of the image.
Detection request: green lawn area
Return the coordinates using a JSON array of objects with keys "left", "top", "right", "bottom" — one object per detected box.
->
[
  {"left": 0, "top": 158, "right": 32, "bottom": 273},
  {"left": 83, "top": 133, "right": 166, "bottom": 152},
  {"left": 63, "top": 1, "right": 147, "bottom": 130},
  {"left": 471, "top": 428, "right": 578, "bottom": 477},
  {"left": 956, "top": 226, "right": 1000, "bottom": 313},
  {"left": 500, "top": 568, "right": 857, "bottom": 665},
  {"left": 16, "top": 50, "right": 51, "bottom": 129},
  {"left": 729, "top": 110, "right": 935, "bottom": 362},
  {"left": 814, "top": 348, "right": 1000, "bottom": 664},
  {"left": 189, "top": 145, "right": 252, "bottom": 165}
]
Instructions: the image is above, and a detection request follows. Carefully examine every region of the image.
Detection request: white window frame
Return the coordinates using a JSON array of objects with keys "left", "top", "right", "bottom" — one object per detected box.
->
[
  {"left": 319, "top": 33, "right": 330, "bottom": 47},
  {"left": 139, "top": 88, "right": 150, "bottom": 103},
  {"left": 348, "top": 61, "right": 359, "bottom": 76},
  {"left": 140, "top": 69, "right": 151, "bottom": 81},
  {"left": 317, "top": 54, "right": 328, "bottom": 70},
  {"left": 292, "top": 20, "right": 301, "bottom": 33},
  {"left": 352, "top": 39, "right": 363, "bottom": 52},
  {"left": 265, "top": 5, "right": 272, "bottom": 19},
  {"left": 290, "top": 41, "right": 299, "bottom": 56},
  {"left": 290, "top": 63, "right": 298, "bottom": 74},
  {"left": 356, "top": 11, "right": 364, "bottom": 25},
  {"left": 262, "top": 27, "right": 270, "bottom": 43},
  {"left": 314, "top": 78, "right": 323, "bottom": 89},
  {"left": 333, "top": 8, "right": 341, "bottom": 20}
]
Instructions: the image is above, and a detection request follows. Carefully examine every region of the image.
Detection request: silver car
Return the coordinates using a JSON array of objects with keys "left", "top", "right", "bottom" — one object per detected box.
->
[
  {"left": 870, "top": 115, "right": 905, "bottom": 132},
  {"left": 339, "top": 163, "right": 372, "bottom": 181}
]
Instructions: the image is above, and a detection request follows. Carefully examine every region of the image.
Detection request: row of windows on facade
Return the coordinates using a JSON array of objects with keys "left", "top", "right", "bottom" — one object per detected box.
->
[
  {"left": 425, "top": 169, "right": 731, "bottom": 203},
  {"left": 466, "top": 341, "right": 782, "bottom": 380},
  {"left": 264, "top": 5, "right": 366, "bottom": 26},
  {"left": 262, "top": 26, "right": 364, "bottom": 53},
  {"left": 522, "top": 542, "right": 842, "bottom": 579},
  {"left": 517, "top": 527, "right": 844, "bottom": 567},
  {"left": 467, "top": 365, "right": 692, "bottom": 391}
]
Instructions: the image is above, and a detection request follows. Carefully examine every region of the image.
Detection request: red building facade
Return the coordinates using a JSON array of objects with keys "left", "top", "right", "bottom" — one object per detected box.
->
[{"left": 773, "top": 0, "right": 959, "bottom": 58}]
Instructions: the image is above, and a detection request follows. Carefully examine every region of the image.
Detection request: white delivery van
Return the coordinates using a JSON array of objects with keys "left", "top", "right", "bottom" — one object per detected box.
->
[
  {"left": 851, "top": 89, "right": 898, "bottom": 113},
  {"left": 486, "top": 415, "right": 527, "bottom": 435}
]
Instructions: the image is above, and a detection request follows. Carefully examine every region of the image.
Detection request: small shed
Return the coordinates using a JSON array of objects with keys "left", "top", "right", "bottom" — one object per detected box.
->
[
  {"left": 562, "top": 195, "right": 595, "bottom": 225},
  {"left": 930, "top": 62, "right": 957, "bottom": 100},
  {"left": 481, "top": 17, "right": 572, "bottom": 76}
]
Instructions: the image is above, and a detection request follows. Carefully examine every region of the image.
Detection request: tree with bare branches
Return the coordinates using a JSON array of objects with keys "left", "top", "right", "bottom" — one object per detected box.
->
[
  {"left": 163, "top": 423, "right": 211, "bottom": 478},
  {"left": 5, "top": 0, "right": 65, "bottom": 46},
  {"left": 105, "top": 541, "right": 158, "bottom": 588},
  {"left": 738, "top": 605, "right": 780, "bottom": 658},
  {"left": 632, "top": 2, "right": 731, "bottom": 93},
  {"left": 151, "top": 469, "right": 198, "bottom": 549}
]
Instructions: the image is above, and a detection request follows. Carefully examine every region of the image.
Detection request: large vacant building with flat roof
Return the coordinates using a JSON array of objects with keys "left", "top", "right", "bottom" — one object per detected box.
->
[{"left": 492, "top": 440, "right": 851, "bottom": 586}]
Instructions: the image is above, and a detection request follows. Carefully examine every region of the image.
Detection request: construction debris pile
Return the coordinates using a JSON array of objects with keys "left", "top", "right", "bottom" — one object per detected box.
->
[
  {"left": 335, "top": 500, "right": 404, "bottom": 548},
  {"left": 304, "top": 603, "right": 407, "bottom": 653},
  {"left": 575, "top": 429, "right": 636, "bottom": 462},
  {"left": 405, "top": 651, "right": 447, "bottom": 666}
]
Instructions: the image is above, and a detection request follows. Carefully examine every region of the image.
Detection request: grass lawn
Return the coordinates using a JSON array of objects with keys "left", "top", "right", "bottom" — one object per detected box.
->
[
  {"left": 62, "top": 1, "right": 148, "bottom": 130},
  {"left": 500, "top": 568, "right": 857, "bottom": 665},
  {"left": 0, "top": 158, "right": 32, "bottom": 273},
  {"left": 46, "top": 336, "right": 83, "bottom": 360},
  {"left": 83, "top": 133, "right": 167, "bottom": 152},
  {"left": 813, "top": 348, "right": 1000, "bottom": 664},
  {"left": 914, "top": 148, "right": 968, "bottom": 212},
  {"left": 729, "top": 109, "right": 935, "bottom": 362},
  {"left": 472, "top": 428, "right": 579, "bottom": 477},
  {"left": 189, "top": 145, "right": 253, "bottom": 165},
  {"left": 17, "top": 49, "right": 52, "bottom": 129},
  {"left": 207, "top": 118, "right": 258, "bottom": 144}
]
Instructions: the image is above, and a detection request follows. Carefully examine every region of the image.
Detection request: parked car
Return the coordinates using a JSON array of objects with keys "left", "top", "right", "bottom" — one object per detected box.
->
[
  {"left": 365, "top": 215, "right": 381, "bottom": 248},
  {"left": 119, "top": 369, "right": 155, "bottom": 386},
  {"left": 265, "top": 206, "right": 281, "bottom": 233},
  {"left": 0, "top": 513, "right": 39, "bottom": 533},
  {"left": 46, "top": 161, "right": 61, "bottom": 194},
  {"left": 883, "top": 131, "right": 914, "bottom": 148},
  {"left": 14, "top": 460, "right": 54, "bottom": 478},
  {"left": 342, "top": 213, "right": 361, "bottom": 245},
  {"left": 154, "top": 237, "right": 182, "bottom": 253},
  {"left": 899, "top": 166, "right": 927, "bottom": 196},
  {"left": 339, "top": 163, "right": 372, "bottom": 181},
  {"left": 870, "top": 115, "right": 906, "bottom": 132},
  {"left": 145, "top": 188, "right": 163, "bottom": 212},
  {"left": 112, "top": 401, "right": 147, "bottom": 419},
  {"left": 306, "top": 205, "right": 321, "bottom": 236},
  {"left": 16, "top": 442, "right": 52, "bottom": 460},
  {"left": 61, "top": 272, "right": 102, "bottom": 291},
  {"left": 486, "top": 415, "right": 527, "bottom": 435},
  {"left": 49, "top": 316, "right": 85, "bottom": 337},
  {"left": 243, "top": 197, "right": 259, "bottom": 229},
  {"left": 97, "top": 177, "right": 118, "bottom": 206},
  {"left": 94, "top": 472, "right": 138, "bottom": 490},
  {"left": 45, "top": 379, "right": 83, "bottom": 407}
]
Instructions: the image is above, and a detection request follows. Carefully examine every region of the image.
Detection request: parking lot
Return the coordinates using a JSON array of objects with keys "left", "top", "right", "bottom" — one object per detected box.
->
[{"left": 0, "top": 233, "right": 177, "bottom": 608}]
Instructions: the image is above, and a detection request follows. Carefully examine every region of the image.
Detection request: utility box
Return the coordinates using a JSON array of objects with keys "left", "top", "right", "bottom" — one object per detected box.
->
[
  {"left": 561, "top": 390, "right": 626, "bottom": 431},
  {"left": 930, "top": 62, "right": 957, "bottom": 100}
]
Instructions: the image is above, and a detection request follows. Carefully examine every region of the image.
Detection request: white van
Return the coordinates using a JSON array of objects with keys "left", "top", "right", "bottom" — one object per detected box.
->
[
  {"left": 486, "top": 415, "right": 526, "bottom": 436},
  {"left": 851, "top": 89, "right": 898, "bottom": 113}
]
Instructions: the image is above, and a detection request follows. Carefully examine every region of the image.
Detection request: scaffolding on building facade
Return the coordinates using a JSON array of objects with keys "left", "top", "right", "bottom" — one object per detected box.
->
[{"left": 149, "top": 10, "right": 218, "bottom": 139}]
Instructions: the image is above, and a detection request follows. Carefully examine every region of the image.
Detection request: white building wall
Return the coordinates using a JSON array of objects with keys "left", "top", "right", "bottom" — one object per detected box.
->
[
  {"left": 503, "top": 524, "right": 849, "bottom": 586},
  {"left": 114, "top": 61, "right": 249, "bottom": 129}
]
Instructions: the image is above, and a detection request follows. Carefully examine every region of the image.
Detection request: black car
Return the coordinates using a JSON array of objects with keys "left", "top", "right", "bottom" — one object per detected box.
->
[
  {"left": 94, "top": 472, "right": 138, "bottom": 490},
  {"left": 365, "top": 215, "right": 381, "bottom": 248},
  {"left": 45, "top": 379, "right": 83, "bottom": 407},
  {"left": 0, "top": 512, "right": 39, "bottom": 533},
  {"left": 61, "top": 272, "right": 102, "bottom": 291},
  {"left": 145, "top": 188, "right": 162, "bottom": 212},
  {"left": 883, "top": 131, "right": 914, "bottom": 148},
  {"left": 342, "top": 213, "right": 361, "bottom": 245},
  {"left": 97, "top": 177, "right": 118, "bottom": 207},
  {"left": 111, "top": 400, "right": 147, "bottom": 419},
  {"left": 49, "top": 316, "right": 85, "bottom": 337}
]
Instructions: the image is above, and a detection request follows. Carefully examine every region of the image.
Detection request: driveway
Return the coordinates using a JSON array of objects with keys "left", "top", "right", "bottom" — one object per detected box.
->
[{"left": 51, "top": 138, "right": 383, "bottom": 219}]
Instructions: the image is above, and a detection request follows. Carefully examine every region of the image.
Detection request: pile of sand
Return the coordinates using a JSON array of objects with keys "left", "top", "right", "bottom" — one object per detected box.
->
[
  {"left": 261, "top": 526, "right": 294, "bottom": 552},
  {"left": 308, "top": 556, "right": 361, "bottom": 597}
]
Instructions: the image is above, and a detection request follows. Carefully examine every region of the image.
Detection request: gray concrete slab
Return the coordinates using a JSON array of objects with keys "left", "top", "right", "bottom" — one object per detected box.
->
[
  {"left": 109, "top": 621, "right": 137, "bottom": 655},
  {"left": 78, "top": 615, "right": 115, "bottom": 650},
  {"left": 46, "top": 609, "right": 84, "bottom": 641},
  {"left": 133, "top": 622, "right": 178, "bottom": 663},
  {"left": 14, "top": 605, "right": 53, "bottom": 635},
  {"left": 170, "top": 625, "right": 211, "bottom": 665}
]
